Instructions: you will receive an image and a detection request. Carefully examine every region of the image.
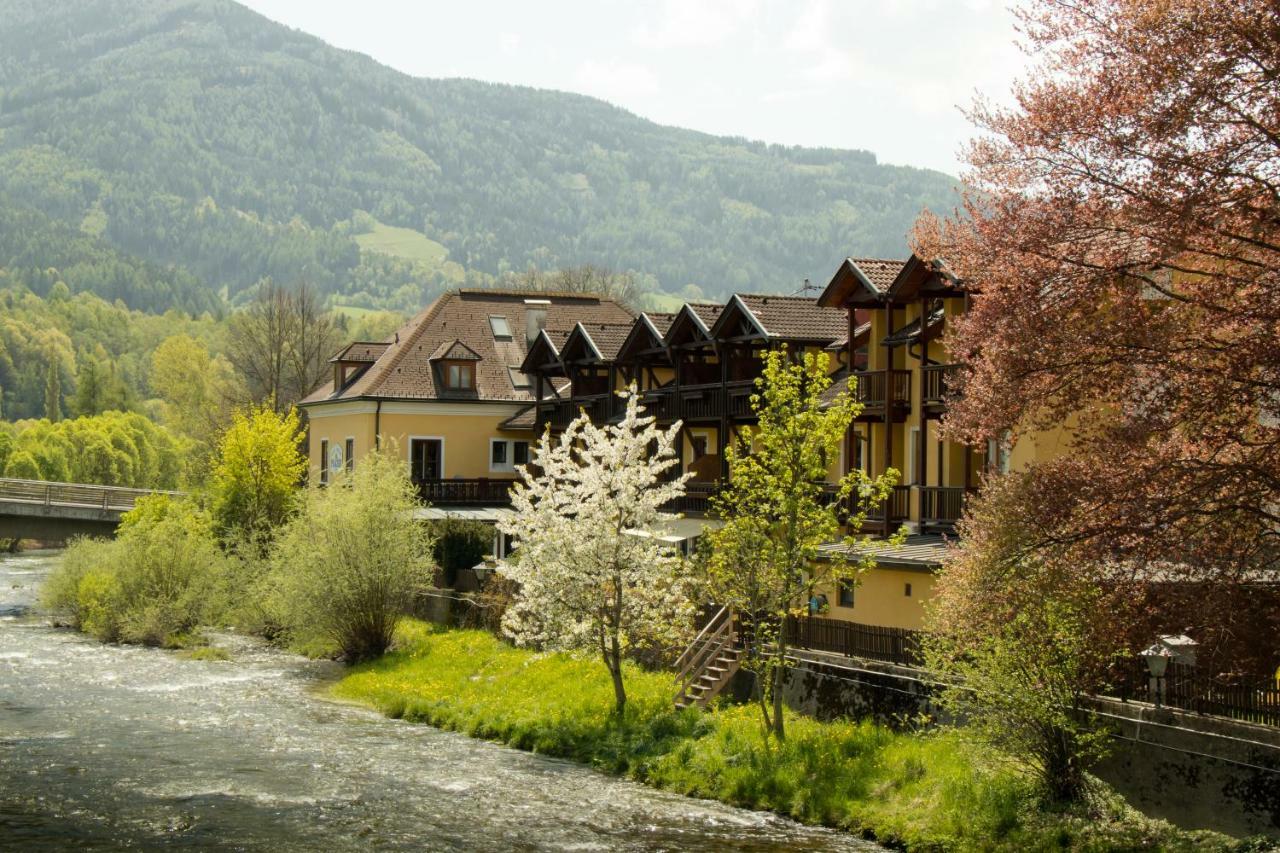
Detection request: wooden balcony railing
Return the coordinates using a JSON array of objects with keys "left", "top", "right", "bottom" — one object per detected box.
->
[
  {"left": 919, "top": 486, "right": 971, "bottom": 525},
  {"left": 861, "top": 484, "right": 911, "bottom": 524},
  {"left": 852, "top": 370, "right": 912, "bottom": 412},
  {"left": 574, "top": 393, "right": 611, "bottom": 423},
  {"left": 921, "top": 363, "right": 962, "bottom": 406},
  {"left": 641, "top": 387, "right": 677, "bottom": 421},
  {"left": 725, "top": 379, "right": 757, "bottom": 418},
  {"left": 416, "top": 478, "right": 514, "bottom": 506},
  {"left": 664, "top": 481, "right": 721, "bottom": 514},
  {"left": 679, "top": 383, "right": 724, "bottom": 420}
]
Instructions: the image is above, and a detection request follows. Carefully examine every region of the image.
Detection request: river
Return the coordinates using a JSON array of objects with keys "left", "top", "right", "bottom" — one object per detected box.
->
[{"left": 0, "top": 551, "right": 882, "bottom": 851}]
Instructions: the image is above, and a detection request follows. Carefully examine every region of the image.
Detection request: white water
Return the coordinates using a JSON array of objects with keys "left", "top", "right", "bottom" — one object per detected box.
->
[{"left": 0, "top": 551, "right": 883, "bottom": 851}]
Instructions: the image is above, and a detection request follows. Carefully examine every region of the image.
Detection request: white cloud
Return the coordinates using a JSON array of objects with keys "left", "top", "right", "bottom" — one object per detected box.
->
[
  {"left": 632, "top": 0, "right": 760, "bottom": 49},
  {"left": 499, "top": 32, "right": 521, "bottom": 54},
  {"left": 572, "top": 59, "right": 661, "bottom": 101}
]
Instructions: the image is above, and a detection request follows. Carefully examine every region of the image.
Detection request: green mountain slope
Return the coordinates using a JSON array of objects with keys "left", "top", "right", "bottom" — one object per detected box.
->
[{"left": 0, "top": 0, "right": 958, "bottom": 312}]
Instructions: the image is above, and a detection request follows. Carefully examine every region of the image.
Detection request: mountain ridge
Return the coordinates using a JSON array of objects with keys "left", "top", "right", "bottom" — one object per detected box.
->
[{"left": 0, "top": 0, "right": 957, "bottom": 313}]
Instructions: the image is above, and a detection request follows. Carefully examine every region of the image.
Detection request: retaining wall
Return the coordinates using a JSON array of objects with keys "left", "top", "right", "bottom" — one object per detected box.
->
[{"left": 775, "top": 650, "right": 1280, "bottom": 838}]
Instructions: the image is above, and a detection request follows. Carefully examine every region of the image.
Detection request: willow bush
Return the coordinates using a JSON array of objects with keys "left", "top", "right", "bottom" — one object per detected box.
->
[
  {"left": 41, "top": 495, "right": 226, "bottom": 645},
  {"left": 265, "top": 449, "right": 436, "bottom": 661}
]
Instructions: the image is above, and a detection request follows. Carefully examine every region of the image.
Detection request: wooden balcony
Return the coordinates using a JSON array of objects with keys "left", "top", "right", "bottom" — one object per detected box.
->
[
  {"left": 641, "top": 387, "right": 677, "bottom": 421},
  {"left": 859, "top": 484, "right": 911, "bottom": 532},
  {"left": 416, "top": 478, "right": 514, "bottom": 506},
  {"left": 539, "top": 399, "right": 575, "bottom": 429},
  {"left": 678, "top": 383, "right": 724, "bottom": 420},
  {"left": 725, "top": 379, "right": 758, "bottom": 418},
  {"left": 574, "top": 393, "right": 611, "bottom": 423},
  {"left": 921, "top": 363, "right": 962, "bottom": 412},
  {"left": 665, "top": 481, "right": 721, "bottom": 515},
  {"left": 852, "top": 370, "right": 912, "bottom": 421},
  {"left": 919, "top": 486, "right": 972, "bottom": 528}
]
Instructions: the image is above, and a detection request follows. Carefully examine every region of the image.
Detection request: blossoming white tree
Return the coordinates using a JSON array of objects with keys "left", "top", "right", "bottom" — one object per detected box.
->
[{"left": 497, "top": 389, "right": 693, "bottom": 714}]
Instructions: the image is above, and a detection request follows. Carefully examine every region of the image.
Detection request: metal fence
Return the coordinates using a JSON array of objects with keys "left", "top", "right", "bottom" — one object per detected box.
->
[{"left": 0, "top": 477, "right": 178, "bottom": 511}]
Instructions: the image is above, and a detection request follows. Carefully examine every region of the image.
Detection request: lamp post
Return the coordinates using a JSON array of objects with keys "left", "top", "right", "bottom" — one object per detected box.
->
[{"left": 1140, "top": 644, "right": 1173, "bottom": 708}]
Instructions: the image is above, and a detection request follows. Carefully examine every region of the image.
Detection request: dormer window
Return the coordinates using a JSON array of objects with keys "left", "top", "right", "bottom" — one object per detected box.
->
[
  {"left": 489, "top": 315, "right": 513, "bottom": 339},
  {"left": 445, "top": 361, "right": 475, "bottom": 390}
]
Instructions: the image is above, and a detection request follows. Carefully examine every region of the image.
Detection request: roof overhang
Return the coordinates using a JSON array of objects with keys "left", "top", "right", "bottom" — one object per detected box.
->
[{"left": 817, "top": 258, "right": 889, "bottom": 308}]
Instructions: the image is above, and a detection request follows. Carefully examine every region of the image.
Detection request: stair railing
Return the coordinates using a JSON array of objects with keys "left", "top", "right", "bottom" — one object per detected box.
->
[{"left": 673, "top": 606, "right": 735, "bottom": 706}]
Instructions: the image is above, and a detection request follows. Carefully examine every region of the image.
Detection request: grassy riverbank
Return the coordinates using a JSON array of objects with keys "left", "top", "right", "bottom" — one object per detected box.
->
[{"left": 334, "top": 621, "right": 1247, "bottom": 852}]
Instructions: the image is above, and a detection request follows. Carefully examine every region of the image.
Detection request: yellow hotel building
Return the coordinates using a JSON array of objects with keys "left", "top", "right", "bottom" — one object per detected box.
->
[{"left": 299, "top": 289, "right": 633, "bottom": 544}]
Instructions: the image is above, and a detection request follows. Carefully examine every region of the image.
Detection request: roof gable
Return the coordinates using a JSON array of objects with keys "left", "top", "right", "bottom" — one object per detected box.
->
[
  {"left": 429, "top": 339, "right": 482, "bottom": 361},
  {"left": 886, "top": 254, "right": 965, "bottom": 302},
  {"left": 817, "top": 257, "right": 906, "bottom": 308},
  {"left": 665, "top": 303, "right": 721, "bottom": 347},
  {"left": 709, "top": 294, "right": 769, "bottom": 341},
  {"left": 615, "top": 313, "right": 674, "bottom": 363}
]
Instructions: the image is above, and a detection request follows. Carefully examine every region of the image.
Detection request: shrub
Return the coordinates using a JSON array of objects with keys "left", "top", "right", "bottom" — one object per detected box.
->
[
  {"left": 41, "top": 536, "right": 108, "bottom": 628},
  {"left": 429, "top": 518, "right": 492, "bottom": 586},
  {"left": 209, "top": 404, "right": 306, "bottom": 548},
  {"left": 41, "top": 495, "right": 226, "bottom": 646},
  {"left": 266, "top": 449, "right": 436, "bottom": 662}
]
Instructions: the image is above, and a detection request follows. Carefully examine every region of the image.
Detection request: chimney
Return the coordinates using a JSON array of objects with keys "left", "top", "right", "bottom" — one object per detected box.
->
[{"left": 525, "top": 308, "right": 548, "bottom": 347}]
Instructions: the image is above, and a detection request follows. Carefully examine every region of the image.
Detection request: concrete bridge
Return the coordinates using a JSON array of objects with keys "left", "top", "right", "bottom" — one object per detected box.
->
[{"left": 0, "top": 477, "right": 181, "bottom": 541}]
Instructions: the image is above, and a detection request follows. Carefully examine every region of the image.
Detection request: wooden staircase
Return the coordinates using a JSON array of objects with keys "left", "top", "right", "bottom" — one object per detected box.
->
[{"left": 673, "top": 606, "right": 740, "bottom": 710}]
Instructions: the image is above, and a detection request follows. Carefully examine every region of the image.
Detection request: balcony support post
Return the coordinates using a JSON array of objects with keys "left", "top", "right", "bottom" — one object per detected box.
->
[{"left": 882, "top": 302, "right": 893, "bottom": 489}]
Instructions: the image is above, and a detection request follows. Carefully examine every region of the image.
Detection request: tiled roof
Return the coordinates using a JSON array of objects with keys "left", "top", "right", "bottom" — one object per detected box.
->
[
  {"left": 689, "top": 303, "right": 724, "bottom": 327},
  {"left": 818, "top": 534, "right": 951, "bottom": 570},
  {"left": 497, "top": 405, "right": 537, "bottom": 431},
  {"left": 848, "top": 258, "right": 905, "bottom": 293},
  {"left": 732, "top": 294, "right": 846, "bottom": 342},
  {"left": 330, "top": 341, "right": 389, "bottom": 364},
  {"left": 429, "top": 339, "right": 482, "bottom": 361},
  {"left": 579, "top": 322, "right": 635, "bottom": 360},
  {"left": 645, "top": 312, "right": 676, "bottom": 336},
  {"left": 818, "top": 367, "right": 854, "bottom": 408},
  {"left": 301, "top": 290, "right": 633, "bottom": 404}
]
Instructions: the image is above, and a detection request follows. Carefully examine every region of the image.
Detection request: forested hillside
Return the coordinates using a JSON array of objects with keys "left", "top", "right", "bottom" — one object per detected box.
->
[{"left": 0, "top": 0, "right": 957, "bottom": 313}]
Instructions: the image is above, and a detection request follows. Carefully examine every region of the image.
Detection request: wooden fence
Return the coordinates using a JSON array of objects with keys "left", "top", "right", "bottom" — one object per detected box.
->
[
  {"left": 782, "top": 616, "right": 1279, "bottom": 727},
  {"left": 1111, "top": 660, "right": 1280, "bottom": 728},
  {"left": 783, "top": 615, "right": 925, "bottom": 667}
]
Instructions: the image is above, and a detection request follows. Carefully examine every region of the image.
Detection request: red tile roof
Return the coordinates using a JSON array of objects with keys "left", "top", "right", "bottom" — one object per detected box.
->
[
  {"left": 301, "top": 290, "right": 633, "bottom": 404},
  {"left": 730, "top": 294, "right": 847, "bottom": 342},
  {"left": 848, "top": 257, "right": 905, "bottom": 293}
]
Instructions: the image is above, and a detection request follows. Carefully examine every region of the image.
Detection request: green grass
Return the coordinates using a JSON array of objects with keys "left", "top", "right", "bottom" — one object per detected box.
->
[
  {"left": 354, "top": 222, "right": 450, "bottom": 265},
  {"left": 334, "top": 621, "right": 1251, "bottom": 852}
]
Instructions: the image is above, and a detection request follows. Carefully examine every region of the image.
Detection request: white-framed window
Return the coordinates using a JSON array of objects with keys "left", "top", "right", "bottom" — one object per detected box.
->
[
  {"left": 490, "top": 439, "right": 530, "bottom": 473},
  {"left": 344, "top": 437, "right": 354, "bottom": 472}
]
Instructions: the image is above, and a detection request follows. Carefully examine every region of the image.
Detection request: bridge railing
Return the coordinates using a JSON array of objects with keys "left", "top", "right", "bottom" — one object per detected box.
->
[{"left": 0, "top": 477, "right": 182, "bottom": 512}]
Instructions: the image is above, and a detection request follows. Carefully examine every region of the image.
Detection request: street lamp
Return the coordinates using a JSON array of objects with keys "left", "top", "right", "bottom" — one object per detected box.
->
[{"left": 1140, "top": 644, "right": 1173, "bottom": 708}]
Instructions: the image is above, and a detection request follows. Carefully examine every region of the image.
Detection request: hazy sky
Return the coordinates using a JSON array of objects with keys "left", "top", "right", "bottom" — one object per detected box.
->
[{"left": 240, "top": 0, "right": 1029, "bottom": 176}]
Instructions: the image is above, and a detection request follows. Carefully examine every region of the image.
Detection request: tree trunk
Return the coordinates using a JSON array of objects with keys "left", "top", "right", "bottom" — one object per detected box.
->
[{"left": 606, "top": 650, "right": 627, "bottom": 714}]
